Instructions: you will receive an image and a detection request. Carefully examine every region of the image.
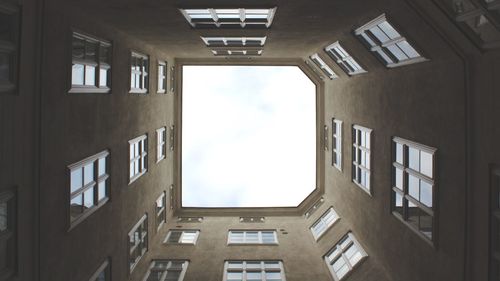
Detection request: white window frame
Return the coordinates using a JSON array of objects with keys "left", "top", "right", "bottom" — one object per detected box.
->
[
  {"left": 211, "top": 49, "right": 263, "bottom": 56},
  {"left": 158, "top": 60, "right": 167, "bottom": 94},
  {"left": 392, "top": 137, "right": 436, "bottom": 243},
  {"left": 352, "top": 125, "right": 372, "bottom": 195},
  {"left": 68, "top": 150, "right": 110, "bottom": 227},
  {"left": 227, "top": 230, "right": 279, "bottom": 245},
  {"left": 155, "top": 191, "right": 167, "bottom": 231},
  {"left": 141, "top": 260, "right": 189, "bottom": 281},
  {"left": 179, "top": 8, "right": 277, "bottom": 28},
  {"left": 70, "top": 32, "right": 112, "bottom": 94},
  {"left": 164, "top": 230, "right": 200, "bottom": 245},
  {"left": 324, "top": 233, "right": 368, "bottom": 281},
  {"left": 129, "top": 214, "right": 148, "bottom": 273},
  {"left": 0, "top": 3, "right": 19, "bottom": 94},
  {"left": 130, "top": 51, "right": 149, "bottom": 94},
  {"left": 201, "top": 36, "right": 267, "bottom": 47},
  {"left": 310, "top": 53, "right": 338, "bottom": 79},
  {"left": 156, "top": 127, "right": 167, "bottom": 163},
  {"left": 129, "top": 134, "right": 148, "bottom": 184},
  {"left": 88, "top": 258, "right": 111, "bottom": 281},
  {"left": 0, "top": 189, "right": 16, "bottom": 278},
  {"left": 332, "top": 119, "right": 343, "bottom": 171},
  {"left": 310, "top": 207, "right": 340, "bottom": 241},
  {"left": 354, "top": 14, "right": 427, "bottom": 68},
  {"left": 325, "top": 42, "right": 366, "bottom": 76},
  {"left": 223, "top": 261, "right": 286, "bottom": 281}
]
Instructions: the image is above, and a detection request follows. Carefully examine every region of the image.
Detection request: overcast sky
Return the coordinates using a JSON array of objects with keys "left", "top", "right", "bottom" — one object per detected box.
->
[{"left": 182, "top": 65, "right": 316, "bottom": 207}]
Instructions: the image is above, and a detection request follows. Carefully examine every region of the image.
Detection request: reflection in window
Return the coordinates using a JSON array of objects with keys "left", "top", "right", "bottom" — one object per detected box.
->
[
  {"left": 352, "top": 125, "right": 372, "bottom": 194},
  {"left": 223, "top": 261, "right": 285, "bottom": 281},
  {"left": 156, "top": 192, "right": 167, "bottom": 231},
  {"left": 142, "top": 260, "right": 189, "bottom": 281},
  {"left": 179, "top": 8, "right": 277, "bottom": 28},
  {"left": 324, "top": 233, "right": 368, "bottom": 281},
  {"left": 70, "top": 32, "right": 111, "bottom": 93},
  {"left": 130, "top": 52, "right": 149, "bottom": 93},
  {"left": 164, "top": 230, "right": 200, "bottom": 245},
  {"left": 354, "top": 14, "right": 427, "bottom": 68},
  {"left": 228, "top": 230, "right": 278, "bottom": 244},
  {"left": 129, "top": 214, "right": 148, "bottom": 272},
  {"left": 129, "top": 134, "right": 148, "bottom": 183},
  {"left": 0, "top": 189, "right": 16, "bottom": 278},
  {"left": 68, "top": 150, "right": 110, "bottom": 226},
  {"left": 310, "top": 207, "right": 340, "bottom": 240},
  {"left": 0, "top": 3, "right": 19, "bottom": 94},
  {"left": 391, "top": 137, "right": 436, "bottom": 242}
]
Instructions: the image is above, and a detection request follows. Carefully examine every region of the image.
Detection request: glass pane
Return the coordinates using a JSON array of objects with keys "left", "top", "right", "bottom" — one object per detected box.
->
[
  {"left": 100, "top": 45, "right": 110, "bottom": 64},
  {"left": 180, "top": 232, "right": 197, "bottom": 243},
  {"left": 408, "top": 174, "right": 420, "bottom": 200},
  {"left": 72, "top": 36, "right": 85, "bottom": 60},
  {"left": 71, "top": 64, "right": 84, "bottom": 85},
  {"left": 85, "top": 65, "right": 96, "bottom": 86},
  {"left": 332, "top": 257, "right": 346, "bottom": 272},
  {"left": 419, "top": 211, "right": 433, "bottom": 239},
  {"left": 98, "top": 157, "right": 106, "bottom": 177},
  {"left": 98, "top": 181, "right": 106, "bottom": 201},
  {"left": 360, "top": 32, "right": 376, "bottom": 47},
  {"left": 395, "top": 167, "right": 403, "bottom": 189},
  {"left": 265, "top": 272, "right": 282, "bottom": 279},
  {"left": 84, "top": 163, "right": 94, "bottom": 185},
  {"left": 227, "top": 272, "right": 243, "bottom": 280},
  {"left": 420, "top": 181, "right": 433, "bottom": 207},
  {"left": 165, "top": 271, "right": 180, "bottom": 281},
  {"left": 335, "top": 264, "right": 350, "bottom": 280},
  {"left": 420, "top": 151, "right": 433, "bottom": 178},
  {"left": 246, "top": 261, "right": 261, "bottom": 269},
  {"left": 397, "top": 40, "right": 420, "bottom": 59},
  {"left": 407, "top": 201, "right": 419, "bottom": 229},
  {"left": 369, "top": 26, "right": 390, "bottom": 43},
  {"left": 146, "top": 272, "right": 163, "bottom": 281},
  {"left": 409, "top": 147, "right": 420, "bottom": 171},
  {"left": 70, "top": 195, "right": 83, "bottom": 219},
  {"left": 261, "top": 232, "right": 276, "bottom": 243},
  {"left": 247, "top": 272, "right": 261, "bottom": 280},
  {"left": 99, "top": 68, "right": 108, "bottom": 87},
  {"left": 395, "top": 143, "right": 403, "bottom": 164},
  {"left": 168, "top": 231, "right": 182, "bottom": 243},
  {"left": 264, "top": 261, "right": 280, "bottom": 269},
  {"left": 227, "top": 261, "right": 243, "bottom": 269},
  {"left": 245, "top": 231, "right": 259, "bottom": 243},
  {"left": 85, "top": 41, "right": 97, "bottom": 61},
  {"left": 83, "top": 187, "right": 94, "bottom": 208},
  {"left": 70, "top": 168, "right": 82, "bottom": 193},
  {"left": 386, "top": 45, "right": 408, "bottom": 62},
  {"left": 394, "top": 191, "right": 404, "bottom": 217},
  {"left": 378, "top": 21, "right": 401, "bottom": 39},
  {"left": 0, "top": 201, "right": 7, "bottom": 232},
  {"left": 375, "top": 48, "right": 394, "bottom": 64}
]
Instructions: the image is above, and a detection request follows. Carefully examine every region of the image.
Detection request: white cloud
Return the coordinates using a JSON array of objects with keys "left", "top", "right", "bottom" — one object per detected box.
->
[{"left": 182, "top": 66, "right": 316, "bottom": 207}]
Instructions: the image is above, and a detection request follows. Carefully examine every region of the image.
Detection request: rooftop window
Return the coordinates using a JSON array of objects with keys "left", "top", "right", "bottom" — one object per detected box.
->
[
  {"left": 325, "top": 42, "right": 366, "bottom": 75},
  {"left": 181, "top": 65, "right": 316, "bottom": 207},
  {"left": 180, "top": 8, "right": 277, "bottom": 28},
  {"left": 201, "top": 36, "right": 267, "bottom": 47},
  {"left": 310, "top": 53, "right": 338, "bottom": 79}
]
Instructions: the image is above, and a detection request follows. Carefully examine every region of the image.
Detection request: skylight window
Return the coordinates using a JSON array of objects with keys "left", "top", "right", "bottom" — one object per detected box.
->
[
  {"left": 355, "top": 14, "right": 427, "bottom": 67},
  {"left": 179, "top": 8, "right": 277, "bottom": 28},
  {"left": 181, "top": 65, "right": 316, "bottom": 207},
  {"left": 211, "top": 50, "right": 263, "bottom": 56},
  {"left": 310, "top": 53, "right": 338, "bottom": 79},
  {"left": 325, "top": 42, "right": 366, "bottom": 75},
  {"left": 201, "top": 36, "right": 267, "bottom": 47}
]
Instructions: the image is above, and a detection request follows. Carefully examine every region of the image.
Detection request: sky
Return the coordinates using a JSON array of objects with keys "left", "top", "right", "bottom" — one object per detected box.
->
[{"left": 182, "top": 65, "right": 316, "bottom": 207}]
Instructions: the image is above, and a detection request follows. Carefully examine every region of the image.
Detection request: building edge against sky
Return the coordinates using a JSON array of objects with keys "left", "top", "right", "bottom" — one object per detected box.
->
[{"left": 0, "top": 0, "right": 498, "bottom": 281}]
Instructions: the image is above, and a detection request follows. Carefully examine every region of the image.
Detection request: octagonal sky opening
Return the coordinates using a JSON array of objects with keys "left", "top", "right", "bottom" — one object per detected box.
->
[{"left": 181, "top": 65, "right": 316, "bottom": 207}]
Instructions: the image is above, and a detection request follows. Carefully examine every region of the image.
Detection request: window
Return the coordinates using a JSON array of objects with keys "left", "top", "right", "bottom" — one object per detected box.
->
[
  {"left": 158, "top": 61, "right": 167, "bottom": 93},
  {"left": 88, "top": 259, "right": 111, "bottom": 281},
  {"left": 352, "top": 125, "right": 372, "bottom": 194},
  {"left": 310, "top": 207, "right": 340, "bottom": 240},
  {"left": 211, "top": 50, "right": 263, "bottom": 56},
  {"left": 391, "top": 137, "right": 436, "bottom": 242},
  {"left": 68, "top": 150, "right": 109, "bottom": 226},
  {"left": 0, "top": 189, "right": 16, "bottom": 278},
  {"left": 354, "top": 14, "right": 426, "bottom": 68},
  {"left": 156, "top": 127, "right": 167, "bottom": 162},
  {"left": 324, "top": 233, "right": 368, "bottom": 281},
  {"left": 228, "top": 230, "right": 278, "bottom": 245},
  {"left": 164, "top": 230, "right": 200, "bottom": 245},
  {"left": 155, "top": 192, "right": 166, "bottom": 231},
  {"left": 142, "top": 260, "right": 189, "bottom": 281},
  {"left": 0, "top": 3, "right": 19, "bottom": 94},
  {"left": 130, "top": 52, "right": 149, "bottom": 93},
  {"left": 179, "top": 8, "right": 277, "bottom": 28},
  {"left": 223, "top": 261, "right": 286, "bottom": 281},
  {"left": 129, "top": 214, "right": 148, "bottom": 272},
  {"left": 325, "top": 42, "right": 366, "bottom": 75},
  {"left": 201, "top": 36, "right": 267, "bottom": 47},
  {"left": 310, "top": 53, "right": 338, "bottom": 79},
  {"left": 332, "top": 119, "right": 342, "bottom": 170},
  {"left": 70, "top": 32, "right": 111, "bottom": 93},
  {"left": 129, "top": 134, "right": 147, "bottom": 183},
  {"left": 491, "top": 167, "right": 500, "bottom": 280}
]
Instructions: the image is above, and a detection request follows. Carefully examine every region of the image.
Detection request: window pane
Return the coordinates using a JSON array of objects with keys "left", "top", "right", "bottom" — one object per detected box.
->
[
  {"left": 99, "top": 68, "right": 108, "bottom": 87},
  {"left": 85, "top": 65, "right": 96, "bottom": 86},
  {"left": 84, "top": 163, "right": 94, "bottom": 185},
  {"left": 70, "top": 195, "right": 83, "bottom": 219},
  {"left": 265, "top": 272, "right": 282, "bottom": 279},
  {"left": 332, "top": 257, "right": 346, "bottom": 272},
  {"left": 408, "top": 174, "right": 420, "bottom": 200},
  {"left": 262, "top": 232, "right": 276, "bottom": 243},
  {"left": 100, "top": 45, "right": 110, "bottom": 64},
  {"left": 246, "top": 261, "right": 261, "bottom": 269},
  {"left": 420, "top": 181, "right": 433, "bottom": 207},
  {"left": 72, "top": 37, "right": 85, "bottom": 60},
  {"left": 98, "top": 181, "right": 106, "bottom": 201},
  {"left": 227, "top": 272, "right": 243, "bottom": 280},
  {"left": 98, "top": 157, "right": 106, "bottom": 176},
  {"left": 165, "top": 271, "right": 180, "bottom": 281},
  {"left": 167, "top": 231, "right": 182, "bottom": 243},
  {"left": 83, "top": 187, "right": 94, "bottom": 208},
  {"left": 264, "top": 261, "right": 280, "bottom": 269},
  {"left": 378, "top": 21, "right": 401, "bottom": 40},
  {"left": 395, "top": 143, "right": 403, "bottom": 164},
  {"left": 395, "top": 167, "right": 403, "bottom": 190},
  {"left": 386, "top": 45, "right": 408, "bottom": 62},
  {"left": 409, "top": 147, "right": 420, "bottom": 171},
  {"left": 247, "top": 272, "right": 261, "bottom": 280},
  {"left": 70, "top": 168, "right": 82, "bottom": 193},
  {"left": 246, "top": 232, "right": 259, "bottom": 242},
  {"left": 394, "top": 191, "right": 404, "bottom": 217},
  {"left": 227, "top": 261, "right": 243, "bottom": 269},
  {"left": 71, "top": 64, "right": 84, "bottom": 85},
  {"left": 420, "top": 151, "right": 433, "bottom": 178},
  {"left": 397, "top": 40, "right": 420, "bottom": 59},
  {"left": 419, "top": 211, "right": 433, "bottom": 239},
  {"left": 369, "top": 26, "right": 390, "bottom": 43},
  {"left": 85, "top": 41, "right": 97, "bottom": 61}
]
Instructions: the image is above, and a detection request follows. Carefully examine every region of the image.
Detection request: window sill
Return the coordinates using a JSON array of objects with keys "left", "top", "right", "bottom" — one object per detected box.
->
[
  {"left": 130, "top": 89, "right": 148, "bottom": 94},
  {"left": 68, "top": 197, "right": 110, "bottom": 232},
  {"left": 157, "top": 90, "right": 166, "bottom": 94},
  {"left": 69, "top": 86, "right": 111, "bottom": 94}
]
